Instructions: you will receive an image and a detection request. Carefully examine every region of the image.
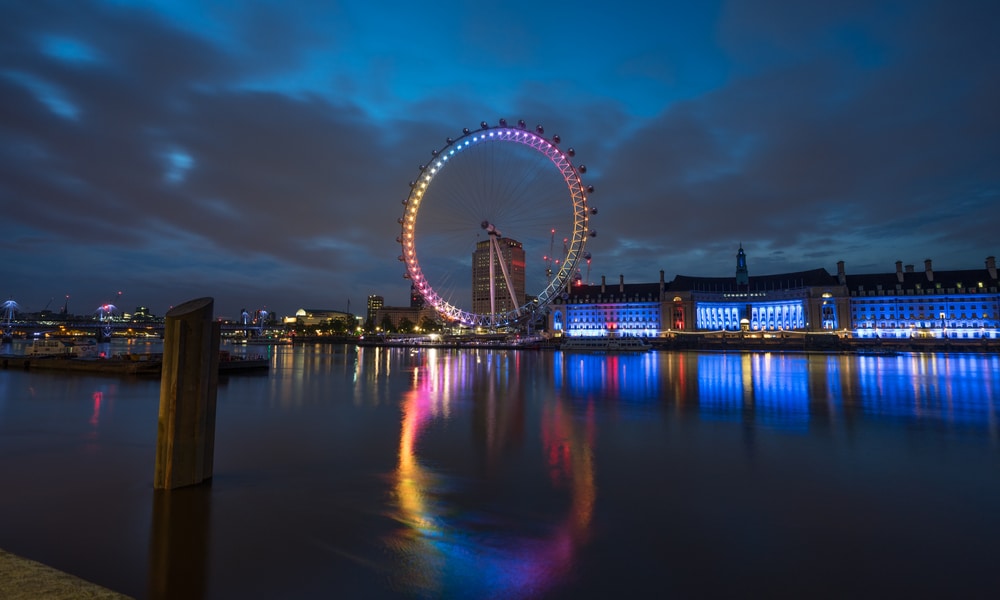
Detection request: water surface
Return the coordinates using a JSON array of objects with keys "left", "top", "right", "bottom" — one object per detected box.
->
[{"left": 0, "top": 343, "right": 997, "bottom": 598}]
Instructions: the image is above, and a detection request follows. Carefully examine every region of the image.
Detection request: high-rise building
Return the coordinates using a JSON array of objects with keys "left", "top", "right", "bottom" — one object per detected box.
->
[
  {"left": 472, "top": 237, "right": 526, "bottom": 315},
  {"left": 410, "top": 283, "right": 425, "bottom": 309},
  {"left": 366, "top": 295, "right": 384, "bottom": 326}
]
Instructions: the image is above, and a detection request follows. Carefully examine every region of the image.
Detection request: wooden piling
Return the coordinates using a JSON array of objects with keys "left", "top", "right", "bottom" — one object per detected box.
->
[{"left": 154, "top": 297, "right": 220, "bottom": 490}]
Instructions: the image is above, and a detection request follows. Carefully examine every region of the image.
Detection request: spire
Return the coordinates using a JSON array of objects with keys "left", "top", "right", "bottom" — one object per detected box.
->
[{"left": 735, "top": 243, "right": 749, "bottom": 288}]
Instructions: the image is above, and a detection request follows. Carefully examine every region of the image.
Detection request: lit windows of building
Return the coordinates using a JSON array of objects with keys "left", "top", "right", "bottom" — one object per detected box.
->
[
  {"left": 471, "top": 237, "right": 526, "bottom": 316},
  {"left": 547, "top": 248, "right": 999, "bottom": 340},
  {"left": 549, "top": 275, "right": 664, "bottom": 338},
  {"left": 843, "top": 257, "right": 1000, "bottom": 339},
  {"left": 366, "top": 295, "right": 384, "bottom": 327},
  {"left": 409, "top": 283, "right": 425, "bottom": 309}
]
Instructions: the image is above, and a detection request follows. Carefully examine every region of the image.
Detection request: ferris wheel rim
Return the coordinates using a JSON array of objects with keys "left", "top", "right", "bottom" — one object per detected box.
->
[{"left": 398, "top": 121, "right": 591, "bottom": 328}]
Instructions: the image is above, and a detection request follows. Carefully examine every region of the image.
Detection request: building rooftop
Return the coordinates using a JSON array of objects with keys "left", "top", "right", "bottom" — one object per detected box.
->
[{"left": 671, "top": 268, "right": 838, "bottom": 292}]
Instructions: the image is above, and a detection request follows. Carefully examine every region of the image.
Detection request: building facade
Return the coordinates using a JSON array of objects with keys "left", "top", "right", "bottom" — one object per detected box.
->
[
  {"left": 471, "top": 237, "right": 526, "bottom": 315},
  {"left": 293, "top": 308, "right": 355, "bottom": 327},
  {"left": 547, "top": 247, "right": 1000, "bottom": 339},
  {"left": 366, "top": 295, "right": 384, "bottom": 326},
  {"left": 409, "top": 283, "right": 425, "bottom": 309},
  {"left": 843, "top": 258, "right": 1000, "bottom": 339},
  {"left": 375, "top": 305, "right": 438, "bottom": 330},
  {"left": 549, "top": 274, "right": 665, "bottom": 338}
]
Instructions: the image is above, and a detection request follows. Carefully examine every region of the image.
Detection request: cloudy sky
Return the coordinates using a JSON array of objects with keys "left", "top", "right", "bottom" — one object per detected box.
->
[{"left": 2, "top": 0, "right": 997, "bottom": 319}]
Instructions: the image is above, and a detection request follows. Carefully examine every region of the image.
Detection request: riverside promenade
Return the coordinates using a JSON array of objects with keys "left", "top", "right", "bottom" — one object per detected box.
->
[{"left": 0, "top": 548, "right": 131, "bottom": 599}]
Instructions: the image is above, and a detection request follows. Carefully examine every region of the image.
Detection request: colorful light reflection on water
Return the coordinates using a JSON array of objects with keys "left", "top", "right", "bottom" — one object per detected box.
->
[{"left": 385, "top": 348, "right": 595, "bottom": 598}]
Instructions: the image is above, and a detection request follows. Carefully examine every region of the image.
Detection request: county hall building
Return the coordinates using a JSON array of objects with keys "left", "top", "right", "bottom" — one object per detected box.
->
[{"left": 548, "top": 247, "right": 1000, "bottom": 340}]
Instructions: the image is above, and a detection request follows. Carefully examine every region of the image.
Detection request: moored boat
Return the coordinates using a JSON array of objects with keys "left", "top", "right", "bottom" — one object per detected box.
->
[
  {"left": 25, "top": 338, "right": 99, "bottom": 358},
  {"left": 560, "top": 335, "right": 652, "bottom": 353}
]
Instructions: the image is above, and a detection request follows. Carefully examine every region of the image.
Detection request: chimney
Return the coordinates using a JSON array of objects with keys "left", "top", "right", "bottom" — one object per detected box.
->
[
  {"left": 601, "top": 275, "right": 606, "bottom": 294},
  {"left": 659, "top": 270, "right": 665, "bottom": 294},
  {"left": 905, "top": 264, "right": 914, "bottom": 273},
  {"left": 836, "top": 260, "right": 846, "bottom": 285},
  {"left": 895, "top": 260, "right": 904, "bottom": 283},
  {"left": 619, "top": 274, "right": 624, "bottom": 293},
  {"left": 924, "top": 259, "right": 933, "bottom": 282},
  {"left": 987, "top": 256, "right": 997, "bottom": 280}
]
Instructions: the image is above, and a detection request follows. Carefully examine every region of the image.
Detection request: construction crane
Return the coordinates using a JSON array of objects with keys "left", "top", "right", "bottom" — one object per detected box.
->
[{"left": 544, "top": 228, "right": 556, "bottom": 282}]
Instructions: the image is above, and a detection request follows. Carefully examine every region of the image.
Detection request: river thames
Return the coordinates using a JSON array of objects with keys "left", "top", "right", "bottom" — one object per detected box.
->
[{"left": 1, "top": 341, "right": 998, "bottom": 598}]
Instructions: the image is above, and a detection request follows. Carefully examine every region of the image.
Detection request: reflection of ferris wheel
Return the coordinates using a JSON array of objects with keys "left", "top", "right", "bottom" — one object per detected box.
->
[{"left": 398, "top": 119, "right": 597, "bottom": 328}]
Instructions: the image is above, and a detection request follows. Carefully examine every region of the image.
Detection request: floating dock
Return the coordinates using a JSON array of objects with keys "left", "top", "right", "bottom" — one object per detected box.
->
[{"left": 0, "top": 354, "right": 269, "bottom": 376}]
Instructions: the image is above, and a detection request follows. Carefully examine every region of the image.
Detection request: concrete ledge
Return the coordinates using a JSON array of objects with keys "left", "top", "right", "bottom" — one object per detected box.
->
[{"left": 0, "top": 548, "right": 132, "bottom": 599}]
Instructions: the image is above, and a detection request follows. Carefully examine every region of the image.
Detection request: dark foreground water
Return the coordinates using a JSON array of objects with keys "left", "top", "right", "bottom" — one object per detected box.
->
[{"left": 1, "top": 343, "right": 998, "bottom": 599}]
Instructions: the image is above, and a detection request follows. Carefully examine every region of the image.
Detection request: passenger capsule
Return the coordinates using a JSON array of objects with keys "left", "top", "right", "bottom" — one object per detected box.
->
[
  {"left": 568, "top": 148, "right": 575, "bottom": 157},
  {"left": 480, "top": 121, "right": 489, "bottom": 129},
  {"left": 463, "top": 127, "right": 470, "bottom": 134},
  {"left": 586, "top": 185, "right": 594, "bottom": 193},
  {"left": 535, "top": 125, "right": 544, "bottom": 134},
  {"left": 499, "top": 118, "right": 507, "bottom": 127},
  {"left": 446, "top": 137, "right": 453, "bottom": 144},
  {"left": 578, "top": 165, "right": 587, "bottom": 174},
  {"left": 517, "top": 119, "right": 526, "bottom": 129},
  {"left": 552, "top": 134, "right": 561, "bottom": 144},
  {"left": 431, "top": 149, "right": 438, "bottom": 156},
  {"left": 589, "top": 230, "right": 597, "bottom": 237},
  {"left": 590, "top": 207, "right": 598, "bottom": 215}
]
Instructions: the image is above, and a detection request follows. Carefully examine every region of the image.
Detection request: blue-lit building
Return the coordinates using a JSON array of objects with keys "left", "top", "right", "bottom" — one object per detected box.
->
[
  {"left": 548, "top": 247, "right": 1000, "bottom": 339},
  {"left": 842, "top": 258, "right": 1000, "bottom": 339},
  {"left": 549, "top": 274, "right": 664, "bottom": 338}
]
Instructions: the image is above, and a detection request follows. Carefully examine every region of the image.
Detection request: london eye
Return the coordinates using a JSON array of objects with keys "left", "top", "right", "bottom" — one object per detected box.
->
[{"left": 398, "top": 120, "right": 596, "bottom": 328}]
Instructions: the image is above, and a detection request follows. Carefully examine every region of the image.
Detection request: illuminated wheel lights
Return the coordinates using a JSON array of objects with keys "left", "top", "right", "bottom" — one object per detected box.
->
[{"left": 398, "top": 121, "right": 593, "bottom": 328}]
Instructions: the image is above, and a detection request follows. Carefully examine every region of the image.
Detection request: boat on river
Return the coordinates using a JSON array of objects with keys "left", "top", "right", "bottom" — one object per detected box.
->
[
  {"left": 25, "top": 338, "right": 99, "bottom": 358},
  {"left": 560, "top": 335, "right": 652, "bottom": 353}
]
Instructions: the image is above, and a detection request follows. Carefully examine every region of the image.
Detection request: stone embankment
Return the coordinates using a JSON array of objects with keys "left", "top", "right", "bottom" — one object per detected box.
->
[{"left": 0, "top": 548, "right": 132, "bottom": 599}]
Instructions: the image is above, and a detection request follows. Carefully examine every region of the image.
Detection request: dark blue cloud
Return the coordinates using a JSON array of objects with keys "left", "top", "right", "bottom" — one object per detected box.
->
[{"left": 0, "top": 0, "right": 996, "bottom": 319}]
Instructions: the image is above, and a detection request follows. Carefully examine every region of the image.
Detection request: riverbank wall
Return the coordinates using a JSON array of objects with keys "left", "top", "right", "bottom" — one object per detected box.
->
[{"left": 0, "top": 548, "right": 132, "bottom": 600}]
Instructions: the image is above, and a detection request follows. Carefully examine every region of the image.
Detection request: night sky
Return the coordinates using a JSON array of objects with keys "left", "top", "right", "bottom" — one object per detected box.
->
[{"left": 2, "top": 0, "right": 997, "bottom": 319}]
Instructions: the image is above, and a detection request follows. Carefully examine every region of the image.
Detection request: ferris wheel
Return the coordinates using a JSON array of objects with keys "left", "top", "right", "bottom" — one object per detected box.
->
[{"left": 398, "top": 119, "right": 596, "bottom": 328}]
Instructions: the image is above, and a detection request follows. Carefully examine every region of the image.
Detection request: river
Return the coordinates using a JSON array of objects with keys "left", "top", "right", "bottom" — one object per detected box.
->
[{"left": 1, "top": 341, "right": 998, "bottom": 598}]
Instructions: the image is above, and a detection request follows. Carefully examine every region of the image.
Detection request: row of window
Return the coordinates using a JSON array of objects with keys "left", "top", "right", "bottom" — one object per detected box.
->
[{"left": 852, "top": 305, "right": 995, "bottom": 312}]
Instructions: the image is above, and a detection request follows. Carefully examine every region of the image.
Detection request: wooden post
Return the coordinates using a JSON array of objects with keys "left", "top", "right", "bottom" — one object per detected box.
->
[{"left": 154, "top": 297, "right": 220, "bottom": 490}]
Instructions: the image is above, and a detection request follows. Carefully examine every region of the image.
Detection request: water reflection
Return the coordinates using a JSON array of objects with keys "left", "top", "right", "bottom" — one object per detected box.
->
[
  {"left": 148, "top": 486, "right": 211, "bottom": 600},
  {"left": 383, "top": 349, "right": 999, "bottom": 598},
  {"left": 388, "top": 349, "right": 595, "bottom": 598},
  {"left": 1, "top": 347, "right": 999, "bottom": 598},
  {"left": 694, "top": 353, "right": 813, "bottom": 431}
]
